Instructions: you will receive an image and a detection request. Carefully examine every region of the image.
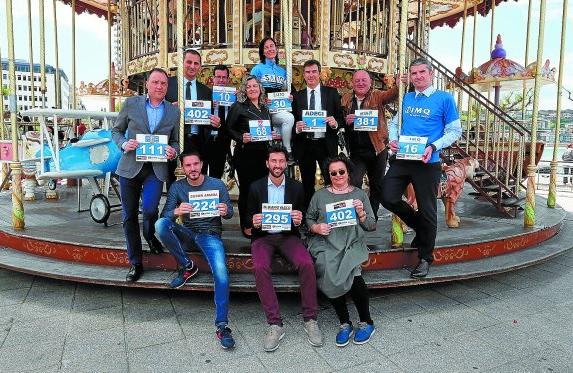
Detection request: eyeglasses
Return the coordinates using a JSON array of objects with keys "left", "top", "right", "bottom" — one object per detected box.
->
[{"left": 329, "top": 169, "right": 346, "bottom": 177}]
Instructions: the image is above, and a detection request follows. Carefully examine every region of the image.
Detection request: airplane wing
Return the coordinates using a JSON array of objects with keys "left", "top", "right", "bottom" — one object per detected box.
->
[
  {"left": 71, "top": 138, "right": 110, "bottom": 148},
  {"left": 37, "top": 170, "right": 103, "bottom": 180}
]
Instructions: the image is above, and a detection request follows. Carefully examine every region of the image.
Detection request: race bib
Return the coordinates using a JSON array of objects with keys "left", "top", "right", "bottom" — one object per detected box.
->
[
  {"left": 135, "top": 134, "right": 168, "bottom": 162},
  {"left": 325, "top": 199, "right": 357, "bottom": 228},
  {"left": 249, "top": 120, "right": 272, "bottom": 142},
  {"left": 396, "top": 135, "right": 428, "bottom": 161},
  {"left": 302, "top": 110, "right": 327, "bottom": 132},
  {"left": 261, "top": 203, "right": 292, "bottom": 231},
  {"left": 184, "top": 100, "right": 211, "bottom": 125},
  {"left": 188, "top": 190, "right": 220, "bottom": 219},
  {"left": 353, "top": 110, "right": 378, "bottom": 132},
  {"left": 212, "top": 86, "right": 236, "bottom": 107},
  {"left": 268, "top": 92, "right": 292, "bottom": 114}
]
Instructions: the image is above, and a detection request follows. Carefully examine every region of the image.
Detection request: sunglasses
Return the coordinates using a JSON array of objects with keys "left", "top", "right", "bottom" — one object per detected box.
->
[{"left": 329, "top": 169, "right": 346, "bottom": 177}]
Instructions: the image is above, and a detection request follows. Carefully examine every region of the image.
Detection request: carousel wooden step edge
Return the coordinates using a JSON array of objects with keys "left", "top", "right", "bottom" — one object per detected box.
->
[{"left": 1, "top": 218, "right": 572, "bottom": 292}]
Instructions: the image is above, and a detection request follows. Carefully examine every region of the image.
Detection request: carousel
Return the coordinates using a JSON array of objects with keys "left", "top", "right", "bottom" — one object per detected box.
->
[{"left": 0, "top": 0, "right": 571, "bottom": 291}]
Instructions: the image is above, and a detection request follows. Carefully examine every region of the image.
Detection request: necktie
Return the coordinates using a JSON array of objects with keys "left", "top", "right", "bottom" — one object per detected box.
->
[
  {"left": 185, "top": 81, "right": 192, "bottom": 100},
  {"left": 309, "top": 89, "right": 315, "bottom": 110},
  {"left": 186, "top": 81, "right": 198, "bottom": 135}
]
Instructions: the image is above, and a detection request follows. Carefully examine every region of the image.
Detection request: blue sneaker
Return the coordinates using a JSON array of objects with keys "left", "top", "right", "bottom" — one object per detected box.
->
[
  {"left": 353, "top": 322, "right": 375, "bottom": 345},
  {"left": 335, "top": 323, "right": 354, "bottom": 347},
  {"left": 169, "top": 263, "right": 198, "bottom": 289},
  {"left": 216, "top": 326, "right": 236, "bottom": 349}
]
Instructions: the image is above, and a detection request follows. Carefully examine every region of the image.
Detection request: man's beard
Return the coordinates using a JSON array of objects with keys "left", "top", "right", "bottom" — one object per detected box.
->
[
  {"left": 270, "top": 168, "right": 284, "bottom": 178},
  {"left": 187, "top": 171, "right": 200, "bottom": 181}
]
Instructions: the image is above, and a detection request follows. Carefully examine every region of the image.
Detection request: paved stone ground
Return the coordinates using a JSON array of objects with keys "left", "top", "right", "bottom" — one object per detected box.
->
[{"left": 1, "top": 192, "right": 572, "bottom": 373}]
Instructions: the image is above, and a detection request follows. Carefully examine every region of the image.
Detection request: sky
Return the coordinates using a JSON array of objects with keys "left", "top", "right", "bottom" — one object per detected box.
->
[
  {"left": 429, "top": 0, "right": 572, "bottom": 110},
  {"left": 1, "top": 0, "right": 571, "bottom": 110}
]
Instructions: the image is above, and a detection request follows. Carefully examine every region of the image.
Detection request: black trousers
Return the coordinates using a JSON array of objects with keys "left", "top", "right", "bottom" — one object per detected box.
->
[
  {"left": 234, "top": 146, "right": 268, "bottom": 229},
  {"left": 350, "top": 148, "right": 388, "bottom": 220},
  {"left": 329, "top": 275, "right": 373, "bottom": 325},
  {"left": 203, "top": 136, "right": 230, "bottom": 179},
  {"left": 381, "top": 158, "right": 442, "bottom": 262},
  {"left": 298, "top": 138, "right": 329, "bottom": 208}
]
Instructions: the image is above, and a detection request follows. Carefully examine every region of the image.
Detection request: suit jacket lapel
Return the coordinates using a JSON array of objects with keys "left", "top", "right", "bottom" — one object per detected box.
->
[
  {"left": 284, "top": 178, "right": 292, "bottom": 204},
  {"left": 262, "top": 178, "right": 269, "bottom": 205},
  {"left": 139, "top": 96, "right": 151, "bottom": 133},
  {"left": 321, "top": 88, "right": 328, "bottom": 113},
  {"left": 300, "top": 90, "right": 308, "bottom": 112}
]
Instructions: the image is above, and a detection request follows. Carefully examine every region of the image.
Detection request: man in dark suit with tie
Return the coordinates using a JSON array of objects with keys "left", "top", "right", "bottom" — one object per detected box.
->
[
  {"left": 203, "top": 64, "right": 233, "bottom": 178},
  {"left": 112, "top": 68, "right": 180, "bottom": 282},
  {"left": 165, "top": 49, "right": 219, "bottom": 187},
  {"left": 246, "top": 144, "right": 321, "bottom": 352},
  {"left": 292, "top": 59, "right": 344, "bottom": 207}
]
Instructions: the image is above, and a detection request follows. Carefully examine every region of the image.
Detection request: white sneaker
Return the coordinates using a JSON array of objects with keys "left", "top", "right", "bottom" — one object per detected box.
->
[
  {"left": 264, "top": 324, "right": 285, "bottom": 352},
  {"left": 304, "top": 319, "right": 323, "bottom": 347}
]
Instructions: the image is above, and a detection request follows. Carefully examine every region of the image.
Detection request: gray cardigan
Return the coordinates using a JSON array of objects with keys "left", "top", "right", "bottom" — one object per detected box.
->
[{"left": 305, "top": 187, "right": 376, "bottom": 298}]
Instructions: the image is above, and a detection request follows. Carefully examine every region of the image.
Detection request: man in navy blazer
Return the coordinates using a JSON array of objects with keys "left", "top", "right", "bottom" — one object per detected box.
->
[
  {"left": 292, "top": 59, "right": 344, "bottom": 207},
  {"left": 112, "top": 68, "right": 180, "bottom": 282},
  {"left": 246, "top": 144, "right": 321, "bottom": 352},
  {"left": 165, "top": 49, "right": 221, "bottom": 187}
]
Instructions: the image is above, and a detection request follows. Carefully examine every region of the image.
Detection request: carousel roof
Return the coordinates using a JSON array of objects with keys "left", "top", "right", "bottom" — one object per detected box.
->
[
  {"left": 465, "top": 34, "right": 555, "bottom": 92},
  {"left": 57, "top": 0, "right": 117, "bottom": 20},
  {"left": 62, "top": 0, "right": 518, "bottom": 26},
  {"left": 424, "top": 0, "right": 520, "bottom": 29}
]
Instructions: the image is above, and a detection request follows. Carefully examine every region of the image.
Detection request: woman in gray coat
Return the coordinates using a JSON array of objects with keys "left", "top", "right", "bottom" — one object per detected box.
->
[{"left": 305, "top": 154, "right": 376, "bottom": 347}]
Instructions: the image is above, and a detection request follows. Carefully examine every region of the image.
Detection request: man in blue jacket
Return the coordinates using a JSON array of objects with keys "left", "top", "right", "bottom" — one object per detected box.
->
[{"left": 382, "top": 58, "right": 462, "bottom": 278}]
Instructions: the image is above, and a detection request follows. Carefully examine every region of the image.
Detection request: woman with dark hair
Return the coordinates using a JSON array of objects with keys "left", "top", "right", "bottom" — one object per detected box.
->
[
  {"left": 250, "top": 37, "right": 295, "bottom": 160},
  {"left": 228, "top": 75, "right": 279, "bottom": 237},
  {"left": 305, "top": 154, "right": 377, "bottom": 347}
]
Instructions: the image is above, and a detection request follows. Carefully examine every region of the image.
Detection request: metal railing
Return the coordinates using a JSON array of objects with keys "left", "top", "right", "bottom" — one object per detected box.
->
[
  {"left": 406, "top": 39, "right": 534, "bottom": 216},
  {"left": 126, "top": 0, "right": 325, "bottom": 61},
  {"left": 128, "top": 0, "right": 160, "bottom": 59},
  {"left": 330, "top": 0, "right": 390, "bottom": 56}
]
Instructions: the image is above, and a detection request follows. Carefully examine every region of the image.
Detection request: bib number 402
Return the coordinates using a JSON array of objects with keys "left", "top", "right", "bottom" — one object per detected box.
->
[{"left": 327, "top": 209, "right": 354, "bottom": 222}]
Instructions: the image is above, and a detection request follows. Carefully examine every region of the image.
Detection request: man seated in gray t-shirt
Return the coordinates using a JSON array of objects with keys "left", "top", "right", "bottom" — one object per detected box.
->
[{"left": 154, "top": 150, "right": 235, "bottom": 349}]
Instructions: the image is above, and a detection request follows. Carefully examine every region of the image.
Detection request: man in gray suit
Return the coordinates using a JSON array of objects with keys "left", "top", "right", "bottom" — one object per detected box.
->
[{"left": 112, "top": 68, "right": 180, "bottom": 282}]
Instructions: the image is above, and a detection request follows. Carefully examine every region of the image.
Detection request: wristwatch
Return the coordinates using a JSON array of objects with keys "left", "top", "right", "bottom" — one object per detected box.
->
[{"left": 427, "top": 144, "right": 437, "bottom": 152}]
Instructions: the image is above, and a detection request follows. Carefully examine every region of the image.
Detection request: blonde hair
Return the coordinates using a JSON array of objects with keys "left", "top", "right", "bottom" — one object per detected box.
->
[{"left": 236, "top": 75, "right": 267, "bottom": 107}]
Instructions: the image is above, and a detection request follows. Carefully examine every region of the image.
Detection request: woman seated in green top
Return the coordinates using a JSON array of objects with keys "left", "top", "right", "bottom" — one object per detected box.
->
[{"left": 305, "top": 154, "right": 377, "bottom": 347}]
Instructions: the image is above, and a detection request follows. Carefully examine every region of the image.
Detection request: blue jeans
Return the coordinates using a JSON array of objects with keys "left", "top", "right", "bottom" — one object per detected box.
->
[
  {"left": 119, "top": 164, "right": 164, "bottom": 266},
  {"left": 155, "top": 217, "right": 229, "bottom": 326}
]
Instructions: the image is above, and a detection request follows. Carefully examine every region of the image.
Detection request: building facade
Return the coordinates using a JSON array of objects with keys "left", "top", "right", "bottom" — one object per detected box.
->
[{"left": 1, "top": 59, "right": 70, "bottom": 112}]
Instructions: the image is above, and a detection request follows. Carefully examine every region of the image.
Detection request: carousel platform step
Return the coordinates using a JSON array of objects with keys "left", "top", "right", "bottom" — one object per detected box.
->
[
  {"left": 501, "top": 196, "right": 526, "bottom": 207},
  {"left": 1, "top": 218, "right": 572, "bottom": 291}
]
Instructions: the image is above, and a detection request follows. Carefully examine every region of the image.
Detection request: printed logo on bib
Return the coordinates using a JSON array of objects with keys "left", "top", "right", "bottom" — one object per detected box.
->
[
  {"left": 353, "top": 110, "right": 378, "bottom": 132},
  {"left": 325, "top": 199, "right": 357, "bottom": 228},
  {"left": 261, "top": 203, "right": 292, "bottom": 231},
  {"left": 396, "top": 135, "right": 428, "bottom": 161},
  {"left": 184, "top": 100, "right": 212, "bottom": 125},
  {"left": 188, "top": 190, "right": 220, "bottom": 219},
  {"left": 248, "top": 120, "right": 272, "bottom": 141},
  {"left": 302, "top": 110, "right": 327, "bottom": 132},
  {"left": 135, "top": 134, "right": 168, "bottom": 162}
]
